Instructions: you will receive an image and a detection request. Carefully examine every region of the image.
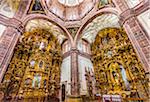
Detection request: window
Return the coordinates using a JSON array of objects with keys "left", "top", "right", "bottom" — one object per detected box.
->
[
  {"left": 78, "top": 40, "right": 91, "bottom": 54},
  {"left": 62, "top": 41, "right": 70, "bottom": 54}
]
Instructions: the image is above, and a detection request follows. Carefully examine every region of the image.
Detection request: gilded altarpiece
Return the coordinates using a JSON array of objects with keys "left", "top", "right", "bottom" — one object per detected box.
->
[
  {"left": 91, "top": 28, "right": 149, "bottom": 99},
  {"left": 1, "top": 28, "right": 62, "bottom": 101}
]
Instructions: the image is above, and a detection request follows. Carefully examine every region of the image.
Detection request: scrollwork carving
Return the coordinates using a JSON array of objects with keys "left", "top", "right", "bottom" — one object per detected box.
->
[
  {"left": 92, "top": 28, "right": 149, "bottom": 98},
  {"left": 1, "top": 28, "right": 62, "bottom": 100}
]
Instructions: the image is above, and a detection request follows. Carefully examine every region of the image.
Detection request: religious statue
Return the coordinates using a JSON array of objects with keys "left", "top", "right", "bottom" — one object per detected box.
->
[
  {"left": 112, "top": 71, "right": 120, "bottom": 84},
  {"left": 91, "top": 28, "right": 149, "bottom": 98},
  {"left": 32, "top": 75, "right": 41, "bottom": 88}
]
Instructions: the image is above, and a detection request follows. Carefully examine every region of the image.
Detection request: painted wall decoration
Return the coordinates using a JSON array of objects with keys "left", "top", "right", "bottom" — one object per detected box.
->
[{"left": 0, "top": 0, "right": 20, "bottom": 18}]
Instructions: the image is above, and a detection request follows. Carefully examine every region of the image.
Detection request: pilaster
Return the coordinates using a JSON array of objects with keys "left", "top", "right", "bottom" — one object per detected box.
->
[
  {"left": 0, "top": 27, "right": 21, "bottom": 82},
  {"left": 114, "top": 0, "right": 150, "bottom": 72},
  {"left": 70, "top": 48, "right": 80, "bottom": 96}
]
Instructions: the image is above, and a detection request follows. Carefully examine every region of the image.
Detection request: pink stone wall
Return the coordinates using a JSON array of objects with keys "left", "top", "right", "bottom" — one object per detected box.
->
[{"left": 0, "top": 0, "right": 149, "bottom": 97}]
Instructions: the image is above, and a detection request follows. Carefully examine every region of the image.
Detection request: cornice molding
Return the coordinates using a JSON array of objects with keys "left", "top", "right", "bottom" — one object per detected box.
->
[{"left": 63, "top": 50, "right": 91, "bottom": 59}]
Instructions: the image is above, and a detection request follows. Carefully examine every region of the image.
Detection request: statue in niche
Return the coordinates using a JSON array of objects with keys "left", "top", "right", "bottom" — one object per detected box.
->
[
  {"left": 111, "top": 70, "right": 122, "bottom": 92},
  {"left": 30, "top": 60, "right": 35, "bottom": 67},
  {"left": 131, "top": 66, "right": 139, "bottom": 77},
  {"left": 100, "top": 71, "right": 106, "bottom": 82},
  {"left": 109, "top": 63, "right": 121, "bottom": 86},
  {"left": 107, "top": 50, "right": 113, "bottom": 58},
  {"left": 102, "top": 36, "right": 108, "bottom": 45},
  {"left": 43, "top": 79, "right": 47, "bottom": 88},
  {"left": 32, "top": 75, "right": 41, "bottom": 88},
  {"left": 35, "top": 41, "right": 40, "bottom": 49},
  {"left": 39, "top": 41, "right": 46, "bottom": 50},
  {"left": 112, "top": 71, "right": 120, "bottom": 84},
  {"left": 120, "top": 65, "right": 130, "bottom": 90},
  {"left": 45, "top": 64, "right": 49, "bottom": 71},
  {"left": 39, "top": 61, "right": 43, "bottom": 68},
  {"left": 25, "top": 78, "right": 32, "bottom": 86}
]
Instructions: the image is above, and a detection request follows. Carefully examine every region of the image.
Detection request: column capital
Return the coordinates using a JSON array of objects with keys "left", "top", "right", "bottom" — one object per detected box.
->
[{"left": 70, "top": 47, "right": 79, "bottom": 53}]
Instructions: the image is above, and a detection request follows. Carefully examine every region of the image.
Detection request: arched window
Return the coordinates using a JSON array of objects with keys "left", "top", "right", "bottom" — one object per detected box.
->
[
  {"left": 78, "top": 40, "right": 91, "bottom": 54},
  {"left": 62, "top": 40, "right": 71, "bottom": 54}
]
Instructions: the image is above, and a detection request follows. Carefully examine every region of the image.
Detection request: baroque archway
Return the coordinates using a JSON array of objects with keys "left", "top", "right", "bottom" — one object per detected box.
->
[
  {"left": 91, "top": 28, "right": 149, "bottom": 99},
  {"left": 1, "top": 27, "right": 62, "bottom": 101}
]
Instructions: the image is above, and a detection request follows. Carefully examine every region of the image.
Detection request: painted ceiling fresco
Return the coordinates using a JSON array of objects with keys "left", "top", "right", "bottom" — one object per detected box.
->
[
  {"left": 58, "top": 0, "right": 84, "bottom": 6},
  {"left": 25, "top": 19, "right": 67, "bottom": 44},
  {"left": 46, "top": 0, "right": 95, "bottom": 21},
  {"left": 137, "top": 9, "right": 150, "bottom": 37},
  {"left": 125, "top": 0, "right": 140, "bottom": 8},
  {"left": 82, "top": 14, "right": 120, "bottom": 43},
  {"left": 0, "top": 0, "right": 21, "bottom": 18}
]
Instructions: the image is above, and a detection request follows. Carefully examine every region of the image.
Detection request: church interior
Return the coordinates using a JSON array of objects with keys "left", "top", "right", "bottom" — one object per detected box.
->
[{"left": 0, "top": 0, "right": 149, "bottom": 102}]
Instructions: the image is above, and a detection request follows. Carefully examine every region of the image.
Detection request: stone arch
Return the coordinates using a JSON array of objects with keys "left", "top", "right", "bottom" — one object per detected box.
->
[
  {"left": 74, "top": 7, "right": 120, "bottom": 47},
  {"left": 22, "top": 14, "right": 74, "bottom": 45},
  {"left": 2, "top": 27, "right": 63, "bottom": 101}
]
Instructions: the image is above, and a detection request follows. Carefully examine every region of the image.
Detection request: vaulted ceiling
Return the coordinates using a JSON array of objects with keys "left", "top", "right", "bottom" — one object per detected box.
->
[
  {"left": 45, "top": 0, "right": 95, "bottom": 21},
  {"left": 82, "top": 14, "right": 120, "bottom": 43},
  {"left": 0, "top": 0, "right": 21, "bottom": 18},
  {"left": 25, "top": 19, "right": 67, "bottom": 44},
  {"left": 0, "top": 0, "right": 145, "bottom": 43},
  {"left": 58, "top": 0, "right": 84, "bottom": 6}
]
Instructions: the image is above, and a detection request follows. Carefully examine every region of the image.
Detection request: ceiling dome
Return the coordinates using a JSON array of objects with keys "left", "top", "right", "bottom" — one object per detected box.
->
[
  {"left": 46, "top": 0, "right": 95, "bottom": 21},
  {"left": 58, "top": 0, "right": 84, "bottom": 6}
]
